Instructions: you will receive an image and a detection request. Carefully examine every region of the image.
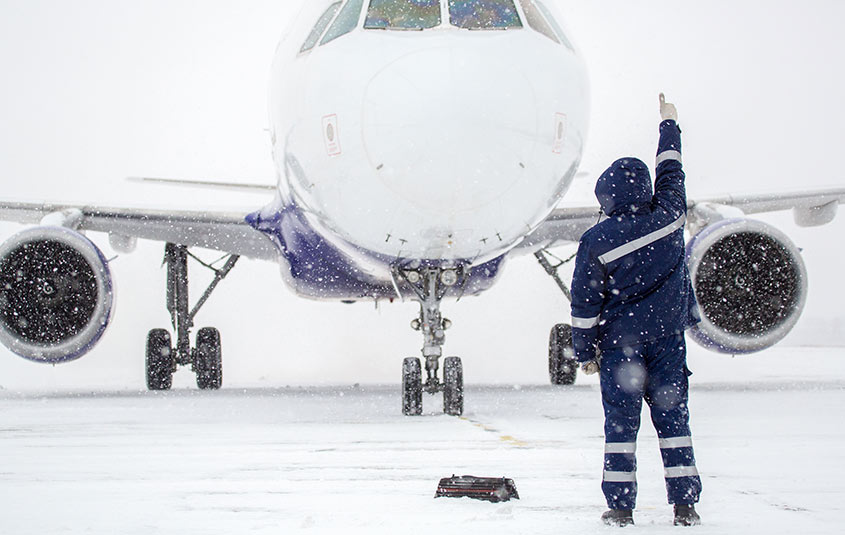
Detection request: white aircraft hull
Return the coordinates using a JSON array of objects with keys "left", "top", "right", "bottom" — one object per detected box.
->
[{"left": 270, "top": 11, "right": 589, "bottom": 267}]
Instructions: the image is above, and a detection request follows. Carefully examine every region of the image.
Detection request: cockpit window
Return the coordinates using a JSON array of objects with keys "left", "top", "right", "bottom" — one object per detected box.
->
[
  {"left": 448, "top": 0, "right": 522, "bottom": 30},
  {"left": 321, "top": 0, "right": 365, "bottom": 45},
  {"left": 301, "top": 2, "right": 342, "bottom": 53},
  {"left": 364, "top": 0, "right": 442, "bottom": 30},
  {"left": 531, "top": 0, "right": 574, "bottom": 50},
  {"left": 518, "top": 0, "right": 558, "bottom": 44}
]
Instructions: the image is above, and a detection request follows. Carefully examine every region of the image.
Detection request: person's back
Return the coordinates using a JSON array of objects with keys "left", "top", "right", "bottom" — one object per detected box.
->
[
  {"left": 572, "top": 128, "right": 698, "bottom": 351},
  {"left": 569, "top": 95, "right": 702, "bottom": 527}
]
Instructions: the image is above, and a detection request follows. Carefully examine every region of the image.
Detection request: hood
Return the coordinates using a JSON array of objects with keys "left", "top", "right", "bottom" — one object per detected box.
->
[{"left": 595, "top": 157, "right": 653, "bottom": 216}]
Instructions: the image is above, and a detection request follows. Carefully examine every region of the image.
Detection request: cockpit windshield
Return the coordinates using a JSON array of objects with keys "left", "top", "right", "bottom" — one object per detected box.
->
[
  {"left": 301, "top": 2, "right": 343, "bottom": 53},
  {"left": 364, "top": 0, "right": 442, "bottom": 30},
  {"left": 448, "top": 0, "right": 522, "bottom": 30},
  {"left": 531, "top": 0, "right": 573, "bottom": 49},
  {"left": 321, "top": 0, "right": 365, "bottom": 45}
]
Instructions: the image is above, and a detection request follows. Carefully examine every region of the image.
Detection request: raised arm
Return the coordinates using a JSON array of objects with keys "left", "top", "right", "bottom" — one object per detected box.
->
[{"left": 653, "top": 94, "right": 686, "bottom": 217}]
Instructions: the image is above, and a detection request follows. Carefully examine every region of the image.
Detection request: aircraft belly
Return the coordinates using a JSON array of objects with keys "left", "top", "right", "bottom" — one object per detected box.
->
[{"left": 247, "top": 201, "right": 506, "bottom": 302}]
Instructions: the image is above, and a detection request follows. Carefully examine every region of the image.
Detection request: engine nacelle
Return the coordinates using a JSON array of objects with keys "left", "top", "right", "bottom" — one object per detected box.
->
[
  {"left": 686, "top": 218, "right": 807, "bottom": 354},
  {"left": 0, "top": 227, "right": 113, "bottom": 363}
]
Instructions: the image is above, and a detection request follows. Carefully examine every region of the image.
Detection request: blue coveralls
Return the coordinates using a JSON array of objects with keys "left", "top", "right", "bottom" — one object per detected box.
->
[{"left": 570, "top": 120, "right": 702, "bottom": 510}]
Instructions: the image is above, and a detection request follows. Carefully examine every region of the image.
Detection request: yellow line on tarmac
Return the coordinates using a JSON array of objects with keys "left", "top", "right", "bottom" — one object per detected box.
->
[{"left": 459, "top": 417, "right": 530, "bottom": 447}]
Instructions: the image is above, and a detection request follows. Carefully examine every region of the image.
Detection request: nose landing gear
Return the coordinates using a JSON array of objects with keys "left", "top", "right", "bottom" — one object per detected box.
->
[{"left": 396, "top": 266, "right": 466, "bottom": 416}]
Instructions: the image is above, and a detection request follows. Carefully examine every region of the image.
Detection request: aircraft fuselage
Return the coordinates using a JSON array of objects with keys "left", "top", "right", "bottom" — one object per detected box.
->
[{"left": 250, "top": 0, "right": 589, "bottom": 300}]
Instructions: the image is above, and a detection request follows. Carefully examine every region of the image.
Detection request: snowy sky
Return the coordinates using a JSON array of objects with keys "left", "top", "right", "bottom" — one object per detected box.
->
[{"left": 0, "top": 0, "right": 843, "bottom": 389}]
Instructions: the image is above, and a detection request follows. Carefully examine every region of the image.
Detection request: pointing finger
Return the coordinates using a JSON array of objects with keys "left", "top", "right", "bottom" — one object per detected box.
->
[{"left": 659, "top": 93, "right": 666, "bottom": 105}]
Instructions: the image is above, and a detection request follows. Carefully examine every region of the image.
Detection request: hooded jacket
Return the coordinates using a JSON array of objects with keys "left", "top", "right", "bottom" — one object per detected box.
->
[{"left": 570, "top": 120, "right": 700, "bottom": 362}]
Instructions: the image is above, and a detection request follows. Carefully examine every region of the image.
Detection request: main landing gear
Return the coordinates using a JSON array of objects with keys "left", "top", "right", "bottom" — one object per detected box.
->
[
  {"left": 396, "top": 266, "right": 466, "bottom": 416},
  {"left": 535, "top": 249, "right": 579, "bottom": 386},
  {"left": 146, "top": 243, "right": 239, "bottom": 391}
]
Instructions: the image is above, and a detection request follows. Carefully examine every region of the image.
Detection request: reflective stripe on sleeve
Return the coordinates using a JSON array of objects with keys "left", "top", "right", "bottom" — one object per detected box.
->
[
  {"left": 656, "top": 150, "right": 682, "bottom": 166},
  {"left": 605, "top": 442, "right": 637, "bottom": 454},
  {"left": 598, "top": 214, "right": 686, "bottom": 265},
  {"left": 659, "top": 436, "right": 694, "bottom": 449},
  {"left": 571, "top": 315, "right": 600, "bottom": 329},
  {"left": 603, "top": 470, "right": 637, "bottom": 483},
  {"left": 664, "top": 466, "right": 699, "bottom": 479}
]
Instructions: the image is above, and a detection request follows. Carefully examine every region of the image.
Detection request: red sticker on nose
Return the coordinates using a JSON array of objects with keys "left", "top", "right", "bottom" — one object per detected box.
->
[
  {"left": 553, "top": 113, "right": 567, "bottom": 154},
  {"left": 322, "top": 114, "right": 341, "bottom": 156}
]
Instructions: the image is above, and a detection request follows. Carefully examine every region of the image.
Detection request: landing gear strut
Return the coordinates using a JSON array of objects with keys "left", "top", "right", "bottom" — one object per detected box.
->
[
  {"left": 396, "top": 266, "right": 466, "bottom": 416},
  {"left": 146, "top": 243, "right": 238, "bottom": 391},
  {"left": 535, "top": 249, "right": 579, "bottom": 386}
]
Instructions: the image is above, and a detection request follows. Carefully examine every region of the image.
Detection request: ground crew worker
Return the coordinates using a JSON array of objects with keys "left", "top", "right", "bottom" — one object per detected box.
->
[{"left": 570, "top": 94, "right": 702, "bottom": 527}]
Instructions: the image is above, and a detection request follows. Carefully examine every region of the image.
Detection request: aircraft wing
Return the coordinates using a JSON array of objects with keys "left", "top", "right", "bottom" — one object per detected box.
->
[
  {"left": 513, "top": 187, "right": 845, "bottom": 254},
  {"left": 0, "top": 200, "right": 279, "bottom": 260}
]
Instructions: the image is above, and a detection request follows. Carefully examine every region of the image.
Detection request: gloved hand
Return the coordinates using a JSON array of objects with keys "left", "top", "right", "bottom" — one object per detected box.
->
[
  {"left": 659, "top": 93, "right": 678, "bottom": 122},
  {"left": 581, "top": 360, "right": 600, "bottom": 375}
]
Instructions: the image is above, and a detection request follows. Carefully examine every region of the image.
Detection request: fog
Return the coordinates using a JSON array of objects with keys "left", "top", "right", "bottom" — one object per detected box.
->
[{"left": 0, "top": 0, "right": 843, "bottom": 390}]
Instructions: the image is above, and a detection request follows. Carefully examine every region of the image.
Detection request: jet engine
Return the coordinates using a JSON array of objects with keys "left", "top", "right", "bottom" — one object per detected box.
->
[
  {"left": 686, "top": 218, "right": 807, "bottom": 354},
  {"left": 0, "top": 227, "right": 113, "bottom": 363}
]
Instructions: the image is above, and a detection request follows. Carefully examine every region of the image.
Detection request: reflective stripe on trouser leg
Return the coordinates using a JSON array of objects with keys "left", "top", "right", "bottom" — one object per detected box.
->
[
  {"left": 643, "top": 335, "right": 702, "bottom": 505},
  {"left": 659, "top": 436, "right": 693, "bottom": 449},
  {"left": 603, "top": 471, "right": 636, "bottom": 482},
  {"left": 605, "top": 442, "right": 637, "bottom": 454}
]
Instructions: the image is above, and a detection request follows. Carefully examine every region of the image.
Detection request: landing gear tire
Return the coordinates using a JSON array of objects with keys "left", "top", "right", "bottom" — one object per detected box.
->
[
  {"left": 443, "top": 356, "right": 464, "bottom": 416},
  {"left": 146, "top": 329, "right": 174, "bottom": 391},
  {"left": 402, "top": 357, "right": 423, "bottom": 416},
  {"left": 195, "top": 327, "right": 222, "bottom": 390},
  {"left": 549, "top": 324, "right": 578, "bottom": 385}
]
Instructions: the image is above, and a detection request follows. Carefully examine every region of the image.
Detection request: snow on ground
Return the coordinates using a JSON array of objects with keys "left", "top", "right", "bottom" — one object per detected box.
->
[{"left": 1, "top": 346, "right": 843, "bottom": 534}]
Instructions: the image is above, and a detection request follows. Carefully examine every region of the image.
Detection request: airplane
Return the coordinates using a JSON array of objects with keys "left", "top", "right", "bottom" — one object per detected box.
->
[{"left": 1, "top": 0, "right": 843, "bottom": 416}]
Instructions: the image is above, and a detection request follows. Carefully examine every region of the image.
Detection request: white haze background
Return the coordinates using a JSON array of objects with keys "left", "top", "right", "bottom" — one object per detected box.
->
[{"left": 0, "top": 0, "right": 843, "bottom": 390}]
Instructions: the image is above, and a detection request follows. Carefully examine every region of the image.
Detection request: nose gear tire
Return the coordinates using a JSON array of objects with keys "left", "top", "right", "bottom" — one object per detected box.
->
[
  {"left": 402, "top": 357, "right": 423, "bottom": 416},
  {"left": 443, "top": 356, "right": 464, "bottom": 416}
]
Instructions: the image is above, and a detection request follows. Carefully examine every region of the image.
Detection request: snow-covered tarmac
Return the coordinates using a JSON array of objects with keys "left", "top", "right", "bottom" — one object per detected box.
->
[{"left": 1, "top": 346, "right": 843, "bottom": 534}]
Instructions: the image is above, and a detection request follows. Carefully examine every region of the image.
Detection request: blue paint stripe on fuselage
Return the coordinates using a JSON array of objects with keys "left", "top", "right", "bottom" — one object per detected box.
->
[{"left": 245, "top": 198, "right": 506, "bottom": 301}]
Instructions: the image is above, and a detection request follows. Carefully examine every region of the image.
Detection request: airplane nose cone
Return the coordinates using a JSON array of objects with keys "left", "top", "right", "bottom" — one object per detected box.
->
[{"left": 363, "top": 46, "right": 538, "bottom": 214}]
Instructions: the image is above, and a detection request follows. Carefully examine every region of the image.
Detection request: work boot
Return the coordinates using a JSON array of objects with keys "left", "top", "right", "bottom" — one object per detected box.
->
[
  {"left": 601, "top": 509, "right": 634, "bottom": 527},
  {"left": 673, "top": 504, "right": 701, "bottom": 526}
]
